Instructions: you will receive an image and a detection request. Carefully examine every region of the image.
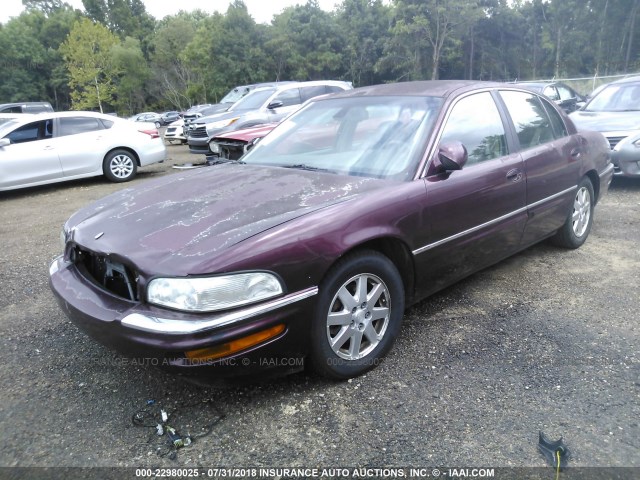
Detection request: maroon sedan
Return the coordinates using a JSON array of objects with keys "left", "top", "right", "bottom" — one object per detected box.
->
[{"left": 49, "top": 81, "right": 613, "bottom": 381}]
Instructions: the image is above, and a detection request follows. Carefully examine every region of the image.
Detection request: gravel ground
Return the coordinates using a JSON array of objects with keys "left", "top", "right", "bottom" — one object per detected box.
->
[{"left": 0, "top": 140, "right": 639, "bottom": 474}]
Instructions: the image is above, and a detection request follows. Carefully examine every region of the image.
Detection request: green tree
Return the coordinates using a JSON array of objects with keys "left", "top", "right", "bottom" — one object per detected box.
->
[
  {"left": 337, "top": 0, "right": 391, "bottom": 86},
  {"left": 268, "top": 1, "right": 345, "bottom": 81},
  {"left": 22, "top": 0, "right": 69, "bottom": 15},
  {"left": 19, "top": 3, "right": 81, "bottom": 108},
  {"left": 0, "top": 15, "right": 48, "bottom": 102},
  {"left": 82, "top": 0, "right": 155, "bottom": 55},
  {"left": 384, "top": 0, "right": 482, "bottom": 81},
  {"left": 61, "top": 18, "right": 120, "bottom": 112},
  {"left": 111, "top": 36, "right": 149, "bottom": 114},
  {"left": 149, "top": 11, "right": 209, "bottom": 108}
]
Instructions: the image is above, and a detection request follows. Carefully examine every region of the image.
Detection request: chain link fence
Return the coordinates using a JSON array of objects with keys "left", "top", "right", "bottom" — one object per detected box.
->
[{"left": 526, "top": 72, "right": 640, "bottom": 96}]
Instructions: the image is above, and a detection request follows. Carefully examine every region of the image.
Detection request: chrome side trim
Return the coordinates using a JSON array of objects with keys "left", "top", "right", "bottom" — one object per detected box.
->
[
  {"left": 412, "top": 186, "right": 577, "bottom": 255},
  {"left": 526, "top": 185, "right": 577, "bottom": 210},
  {"left": 121, "top": 286, "right": 319, "bottom": 335},
  {"left": 412, "top": 206, "right": 528, "bottom": 255}
]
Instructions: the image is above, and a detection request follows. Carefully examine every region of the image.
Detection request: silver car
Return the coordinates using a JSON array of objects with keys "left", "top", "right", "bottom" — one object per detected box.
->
[
  {"left": 570, "top": 75, "right": 640, "bottom": 177},
  {"left": 0, "top": 111, "right": 166, "bottom": 191},
  {"left": 187, "top": 80, "right": 353, "bottom": 155}
]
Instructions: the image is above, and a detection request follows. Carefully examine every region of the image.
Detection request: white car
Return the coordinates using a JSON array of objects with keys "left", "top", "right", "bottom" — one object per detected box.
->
[
  {"left": 0, "top": 113, "right": 32, "bottom": 127},
  {"left": 163, "top": 118, "right": 186, "bottom": 144},
  {"left": 0, "top": 111, "right": 166, "bottom": 191}
]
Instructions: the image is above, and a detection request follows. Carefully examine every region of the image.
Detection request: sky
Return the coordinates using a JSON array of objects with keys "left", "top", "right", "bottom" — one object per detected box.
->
[{"left": 0, "top": 0, "right": 341, "bottom": 25}]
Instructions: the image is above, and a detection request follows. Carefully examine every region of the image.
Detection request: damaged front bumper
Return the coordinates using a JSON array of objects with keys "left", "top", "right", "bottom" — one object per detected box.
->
[{"left": 49, "top": 256, "right": 316, "bottom": 379}]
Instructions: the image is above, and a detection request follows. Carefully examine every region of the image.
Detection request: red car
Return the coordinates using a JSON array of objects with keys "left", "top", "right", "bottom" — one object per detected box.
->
[
  {"left": 50, "top": 81, "right": 613, "bottom": 381},
  {"left": 208, "top": 123, "right": 277, "bottom": 160}
]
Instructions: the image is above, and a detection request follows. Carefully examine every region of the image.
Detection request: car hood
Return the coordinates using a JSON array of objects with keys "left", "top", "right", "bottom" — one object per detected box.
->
[
  {"left": 569, "top": 110, "right": 640, "bottom": 132},
  {"left": 197, "top": 108, "right": 253, "bottom": 125},
  {"left": 66, "top": 165, "right": 385, "bottom": 276},
  {"left": 213, "top": 123, "right": 278, "bottom": 141}
]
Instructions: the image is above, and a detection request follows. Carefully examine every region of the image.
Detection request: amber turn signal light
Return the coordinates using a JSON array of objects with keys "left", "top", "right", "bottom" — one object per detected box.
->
[{"left": 185, "top": 324, "right": 286, "bottom": 361}]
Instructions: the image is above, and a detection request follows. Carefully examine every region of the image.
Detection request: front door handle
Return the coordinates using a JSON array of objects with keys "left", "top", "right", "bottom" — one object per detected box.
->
[{"left": 506, "top": 168, "right": 523, "bottom": 182}]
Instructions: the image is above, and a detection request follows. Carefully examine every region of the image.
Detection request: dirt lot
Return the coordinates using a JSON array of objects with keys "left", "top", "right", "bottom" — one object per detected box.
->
[{"left": 1, "top": 140, "right": 639, "bottom": 473}]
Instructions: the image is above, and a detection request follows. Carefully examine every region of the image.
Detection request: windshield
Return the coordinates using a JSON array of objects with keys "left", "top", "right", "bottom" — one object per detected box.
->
[
  {"left": 585, "top": 83, "right": 640, "bottom": 111},
  {"left": 242, "top": 95, "right": 443, "bottom": 181},
  {"left": 229, "top": 88, "right": 276, "bottom": 111},
  {"left": 220, "top": 86, "right": 251, "bottom": 104},
  {"left": 0, "top": 118, "right": 19, "bottom": 128},
  {"left": 0, "top": 119, "right": 20, "bottom": 136}
]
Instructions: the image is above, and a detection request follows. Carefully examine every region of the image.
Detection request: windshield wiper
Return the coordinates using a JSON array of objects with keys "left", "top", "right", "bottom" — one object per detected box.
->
[{"left": 281, "top": 164, "right": 331, "bottom": 172}]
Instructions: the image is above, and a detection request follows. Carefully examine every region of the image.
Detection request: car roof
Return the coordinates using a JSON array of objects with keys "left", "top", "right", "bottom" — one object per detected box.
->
[
  {"left": 2, "top": 110, "right": 122, "bottom": 127},
  {"left": 248, "top": 80, "right": 352, "bottom": 95},
  {"left": 328, "top": 80, "right": 502, "bottom": 99},
  {"left": 0, "top": 101, "right": 52, "bottom": 108},
  {"left": 515, "top": 82, "right": 549, "bottom": 89},
  {"left": 243, "top": 81, "right": 296, "bottom": 88},
  {"left": 611, "top": 75, "right": 640, "bottom": 85}
]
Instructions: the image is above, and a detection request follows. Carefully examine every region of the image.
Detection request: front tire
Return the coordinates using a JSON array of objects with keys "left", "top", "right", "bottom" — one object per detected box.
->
[
  {"left": 103, "top": 149, "right": 137, "bottom": 183},
  {"left": 552, "top": 177, "right": 594, "bottom": 249},
  {"left": 310, "top": 251, "right": 405, "bottom": 379}
]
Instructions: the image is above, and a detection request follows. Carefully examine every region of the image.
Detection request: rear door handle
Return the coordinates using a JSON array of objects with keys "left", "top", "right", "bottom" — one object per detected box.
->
[{"left": 43, "top": 145, "right": 54, "bottom": 151}]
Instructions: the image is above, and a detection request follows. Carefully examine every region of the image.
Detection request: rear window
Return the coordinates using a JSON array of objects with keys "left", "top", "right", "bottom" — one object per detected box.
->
[
  {"left": 59, "top": 117, "right": 105, "bottom": 136},
  {"left": 326, "top": 85, "right": 346, "bottom": 94}
]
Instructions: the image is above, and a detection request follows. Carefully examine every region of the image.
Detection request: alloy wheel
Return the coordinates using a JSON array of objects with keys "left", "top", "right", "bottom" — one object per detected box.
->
[
  {"left": 110, "top": 154, "right": 134, "bottom": 179},
  {"left": 326, "top": 273, "right": 390, "bottom": 360},
  {"left": 572, "top": 186, "right": 591, "bottom": 238}
]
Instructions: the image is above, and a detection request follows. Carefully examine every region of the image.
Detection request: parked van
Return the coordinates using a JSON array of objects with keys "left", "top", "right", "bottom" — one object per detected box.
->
[{"left": 0, "top": 102, "right": 54, "bottom": 113}]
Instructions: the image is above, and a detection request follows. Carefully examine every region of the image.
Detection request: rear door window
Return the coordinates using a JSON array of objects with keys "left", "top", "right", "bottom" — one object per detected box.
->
[
  {"left": 59, "top": 117, "right": 105, "bottom": 136},
  {"left": 272, "top": 88, "right": 302, "bottom": 107},
  {"left": 300, "top": 86, "right": 329, "bottom": 102},
  {"left": 500, "top": 91, "right": 557, "bottom": 149},
  {"left": 540, "top": 99, "right": 568, "bottom": 138}
]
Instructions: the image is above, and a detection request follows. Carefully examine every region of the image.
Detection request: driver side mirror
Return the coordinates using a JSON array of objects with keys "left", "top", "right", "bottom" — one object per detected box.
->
[
  {"left": 433, "top": 141, "right": 468, "bottom": 172},
  {"left": 267, "top": 100, "right": 284, "bottom": 110},
  {"left": 0, "top": 138, "right": 10, "bottom": 148}
]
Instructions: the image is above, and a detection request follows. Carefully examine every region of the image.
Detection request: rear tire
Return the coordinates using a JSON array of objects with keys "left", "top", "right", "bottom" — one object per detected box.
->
[
  {"left": 551, "top": 177, "right": 594, "bottom": 249},
  {"left": 103, "top": 149, "right": 137, "bottom": 183},
  {"left": 309, "top": 250, "right": 404, "bottom": 379}
]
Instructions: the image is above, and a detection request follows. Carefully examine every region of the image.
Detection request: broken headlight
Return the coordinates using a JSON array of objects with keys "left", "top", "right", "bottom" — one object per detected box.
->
[{"left": 147, "top": 272, "right": 283, "bottom": 312}]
